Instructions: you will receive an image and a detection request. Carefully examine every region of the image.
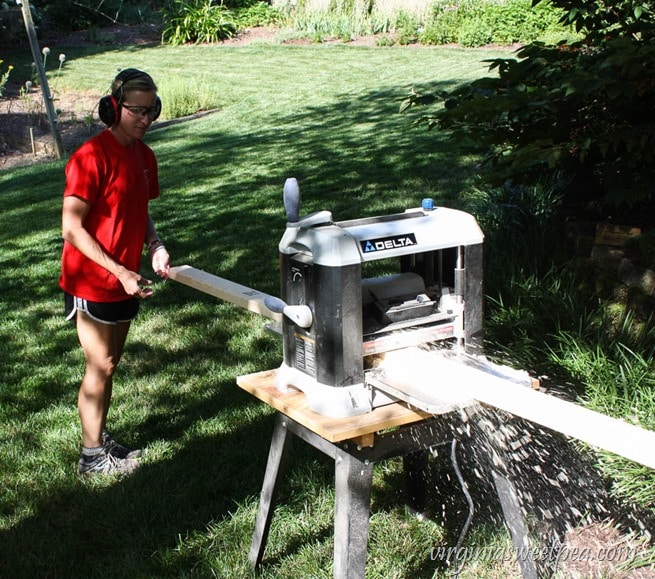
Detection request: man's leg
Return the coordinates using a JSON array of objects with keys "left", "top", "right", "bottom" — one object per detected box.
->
[
  {"left": 76, "top": 311, "right": 130, "bottom": 448},
  {"left": 100, "top": 320, "right": 131, "bottom": 433}
]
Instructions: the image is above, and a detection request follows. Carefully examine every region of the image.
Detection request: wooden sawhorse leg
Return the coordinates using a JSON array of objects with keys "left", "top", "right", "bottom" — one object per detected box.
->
[
  {"left": 249, "top": 413, "right": 536, "bottom": 579},
  {"left": 492, "top": 471, "right": 538, "bottom": 579},
  {"left": 249, "top": 413, "right": 291, "bottom": 568},
  {"left": 249, "top": 413, "right": 375, "bottom": 579},
  {"left": 333, "top": 448, "right": 374, "bottom": 578}
]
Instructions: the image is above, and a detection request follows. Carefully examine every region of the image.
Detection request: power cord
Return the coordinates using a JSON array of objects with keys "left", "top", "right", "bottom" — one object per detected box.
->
[{"left": 449, "top": 438, "right": 474, "bottom": 578}]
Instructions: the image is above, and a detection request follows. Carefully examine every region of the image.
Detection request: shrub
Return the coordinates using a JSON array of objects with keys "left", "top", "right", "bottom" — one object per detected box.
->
[
  {"left": 403, "top": 38, "right": 655, "bottom": 212},
  {"left": 403, "top": 1, "right": 655, "bottom": 213},
  {"left": 162, "top": 0, "right": 238, "bottom": 44},
  {"left": 421, "top": 0, "right": 571, "bottom": 47},
  {"left": 419, "top": 2, "right": 459, "bottom": 44},
  {"left": 0, "top": 7, "right": 26, "bottom": 47},
  {"left": 395, "top": 9, "right": 420, "bottom": 45},
  {"left": 551, "top": 0, "right": 655, "bottom": 44},
  {"left": 234, "top": 1, "right": 282, "bottom": 27}
]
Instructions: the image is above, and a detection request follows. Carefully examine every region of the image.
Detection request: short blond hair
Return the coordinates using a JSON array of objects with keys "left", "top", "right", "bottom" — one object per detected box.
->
[{"left": 111, "top": 69, "right": 158, "bottom": 103}]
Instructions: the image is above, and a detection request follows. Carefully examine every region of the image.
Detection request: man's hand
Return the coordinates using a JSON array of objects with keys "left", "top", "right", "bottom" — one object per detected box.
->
[
  {"left": 152, "top": 247, "right": 170, "bottom": 279},
  {"left": 118, "top": 269, "right": 154, "bottom": 298}
]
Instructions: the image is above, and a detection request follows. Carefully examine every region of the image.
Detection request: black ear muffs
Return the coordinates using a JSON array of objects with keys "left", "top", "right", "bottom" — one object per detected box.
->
[
  {"left": 98, "top": 94, "right": 120, "bottom": 126},
  {"left": 97, "top": 69, "right": 160, "bottom": 126},
  {"left": 148, "top": 96, "right": 163, "bottom": 122}
]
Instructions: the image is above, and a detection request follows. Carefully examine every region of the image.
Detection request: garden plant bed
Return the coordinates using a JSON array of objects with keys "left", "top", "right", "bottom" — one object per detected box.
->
[
  {"left": 0, "top": 24, "right": 161, "bottom": 169},
  {"left": 0, "top": 24, "right": 386, "bottom": 170}
]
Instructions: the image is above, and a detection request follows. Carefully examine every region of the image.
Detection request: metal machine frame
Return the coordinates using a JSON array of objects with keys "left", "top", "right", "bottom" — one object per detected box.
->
[{"left": 274, "top": 193, "right": 485, "bottom": 418}]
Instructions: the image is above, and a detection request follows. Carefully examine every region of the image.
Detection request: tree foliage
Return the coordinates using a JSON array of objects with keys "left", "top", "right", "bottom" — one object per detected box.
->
[
  {"left": 403, "top": 1, "right": 655, "bottom": 212},
  {"left": 553, "top": 0, "right": 655, "bottom": 42}
]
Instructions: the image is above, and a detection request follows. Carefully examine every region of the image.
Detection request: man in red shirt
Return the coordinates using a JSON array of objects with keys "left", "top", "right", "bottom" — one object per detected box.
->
[{"left": 60, "top": 68, "right": 170, "bottom": 476}]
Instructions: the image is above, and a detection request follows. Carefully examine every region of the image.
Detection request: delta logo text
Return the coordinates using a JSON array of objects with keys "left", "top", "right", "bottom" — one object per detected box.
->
[{"left": 361, "top": 233, "right": 417, "bottom": 253}]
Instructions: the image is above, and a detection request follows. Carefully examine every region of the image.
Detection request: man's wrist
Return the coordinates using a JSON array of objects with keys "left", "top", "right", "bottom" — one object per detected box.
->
[{"left": 146, "top": 237, "right": 164, "bottom": 254}]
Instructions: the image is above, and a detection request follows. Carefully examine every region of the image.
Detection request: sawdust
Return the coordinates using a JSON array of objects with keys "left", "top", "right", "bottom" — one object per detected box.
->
[
  {"left": 371, "top": 346, "right": 655, "bottom": 576},
  {"left": 557, "top": 522, "right": 655, "bottom": 578}
]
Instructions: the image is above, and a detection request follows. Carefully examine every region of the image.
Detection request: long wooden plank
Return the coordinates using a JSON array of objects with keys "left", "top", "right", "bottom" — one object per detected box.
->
[
  {"left": 377, "top": 349, "right": 655, "bottom": 470},
  {"left": 237, "top": 369, "right": 431, "bottom": 443},
  {"left": 169, "top": 265, "right": 282, "bottom": 322}
]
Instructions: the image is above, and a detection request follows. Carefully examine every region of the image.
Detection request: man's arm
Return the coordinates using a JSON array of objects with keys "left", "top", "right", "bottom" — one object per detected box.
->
[{"left": 62, "top": 195, "right": 152, "bottom": 296}]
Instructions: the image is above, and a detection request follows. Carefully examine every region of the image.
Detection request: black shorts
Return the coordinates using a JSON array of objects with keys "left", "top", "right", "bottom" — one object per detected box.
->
[{"left": 64, "top": 292, "right": 140, "bottom": 325}]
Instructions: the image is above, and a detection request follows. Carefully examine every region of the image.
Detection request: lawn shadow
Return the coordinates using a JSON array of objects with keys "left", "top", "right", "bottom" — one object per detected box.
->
[
  {"left": 146, "top": 81, "right": 474, "bottom": 293},
  {"left": 0, "top": 415, "right": 269, "bottom": 576},
  {"left": 0, "top": 65, "right": 564, "bottom": 578}
]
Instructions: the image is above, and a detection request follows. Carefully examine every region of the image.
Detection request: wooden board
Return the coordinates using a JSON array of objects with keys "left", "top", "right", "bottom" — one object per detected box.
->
[
  {"left": 169, "top": 265, "right": 282, "bottom": 322},
  {"left": 237, "top": 369, "right": 431, "bottom": 444},
  {"left": 377, "top": 349, "right": 655, "bottom": 470}
]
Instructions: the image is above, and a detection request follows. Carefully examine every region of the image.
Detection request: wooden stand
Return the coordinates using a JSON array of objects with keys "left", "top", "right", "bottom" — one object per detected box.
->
[{"left": 238, "top": 370, "right": 537, "bottom": 579}]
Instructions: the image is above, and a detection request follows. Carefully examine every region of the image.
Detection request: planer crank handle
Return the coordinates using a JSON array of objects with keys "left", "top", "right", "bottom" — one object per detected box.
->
[
  {"left": 283, "top": 177, "right": 300, "bottom": 223},
  {"left": 264, "top": 296, "right": 313, "bottom": 328},
  {"left": 280, "top": 178, "right": 332, "bottom": 253}
]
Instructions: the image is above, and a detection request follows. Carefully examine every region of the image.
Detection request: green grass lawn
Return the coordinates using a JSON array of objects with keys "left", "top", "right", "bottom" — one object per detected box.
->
[{"left": 1, "top": 41, "right": 653, "bottom": 577}]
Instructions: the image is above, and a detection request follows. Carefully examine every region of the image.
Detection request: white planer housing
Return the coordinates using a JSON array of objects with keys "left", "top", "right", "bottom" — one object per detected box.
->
[{"left": 272, "top": 179, "right": 485, "bottom": 417}]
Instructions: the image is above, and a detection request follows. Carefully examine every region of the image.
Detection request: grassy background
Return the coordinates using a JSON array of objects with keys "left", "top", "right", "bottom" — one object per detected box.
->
[
  {"left": 0, "top": 43, "right": 535, "bottom": 577},
  {"left": 4, "top": 36, "right": 655, "bottom": 575}
]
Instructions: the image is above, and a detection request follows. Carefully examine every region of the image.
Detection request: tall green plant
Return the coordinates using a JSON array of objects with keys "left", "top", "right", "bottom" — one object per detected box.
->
[
  {"left": 468, "top": 180, "right": 565, "bottom": 261},
  {"left": 234, "top": 1, "right": 282, "bottom": 27},
  {"left": 475, "top": 179, "right": 655, "bottom": 508},
  {"left": 0, "top": 60, "right": 13, "bottom": 97},
  {"left": 162, "top": 0, "right": 238, "bottom": 45},
  {"left": 159, "top": 75, "right": 216, "bottom": 117}
]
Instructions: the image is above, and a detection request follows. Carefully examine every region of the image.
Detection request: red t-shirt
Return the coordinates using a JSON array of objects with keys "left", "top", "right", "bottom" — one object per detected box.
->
[{"left": 59, "top": 129, "right": 159, "bottom": 302}]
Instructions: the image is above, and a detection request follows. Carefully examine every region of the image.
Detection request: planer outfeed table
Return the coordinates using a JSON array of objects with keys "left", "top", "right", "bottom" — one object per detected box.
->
[{"left": 237, "top": 369, "right": 537, "bottom": 579}]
